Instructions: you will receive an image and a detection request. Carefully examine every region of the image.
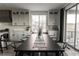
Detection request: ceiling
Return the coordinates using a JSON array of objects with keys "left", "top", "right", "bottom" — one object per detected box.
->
[{"left": 0, "top": 3, "right": 67, "bottom": 11}]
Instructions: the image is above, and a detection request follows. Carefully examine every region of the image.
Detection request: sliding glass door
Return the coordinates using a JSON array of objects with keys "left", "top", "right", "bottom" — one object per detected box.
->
[
  {"left": 39, "top": 15, "right": 47, "bottom": 33},
  {"left": 76, "top": 5, "right": 79, "bottom": 49},
  {"left": 32, "top": 15, "right": 47, "bottom": 33},
  {"left": 65, "top": 4, "right": 79, "bottom": 49},
  {"left": 66, "top": 6, "right": 76, "bottom": 47}
]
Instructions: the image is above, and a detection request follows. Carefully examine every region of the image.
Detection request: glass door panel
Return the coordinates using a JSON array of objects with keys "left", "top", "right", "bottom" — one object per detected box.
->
[
  {"left": 76, "top": 5, "right": 79, "bottom": 49},
  {"left": 32, "top": 15, "right": 47, "bottom": 33},
  {"left": 39, "top": 15, "right": 47, "bottom": 33},
  {"left": 66, "top": 6, "right": 76, "bottom": 46},
  {"left": 32, "top": 15, "right": 39, "bottom": 33}
]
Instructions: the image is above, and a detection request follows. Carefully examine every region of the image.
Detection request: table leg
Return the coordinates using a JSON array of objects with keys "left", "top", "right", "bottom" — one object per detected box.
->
[
  {"left": 56, "top": 51, "right": 60, "bottom": 56},
  {"left": 0, "top": 47, "right": 3, "bottom": 53},
  {"left": 60, "top": 51, "right": 64, "bottom": 56},
  {"left": 15, "top": 51, "right": 19, "bottom": 56},
  {"left": 15, "top": 51, "right": 23, "bottom": 56},
  {"left": 45, "top": 52, "right": 48, "bottom": 56}
]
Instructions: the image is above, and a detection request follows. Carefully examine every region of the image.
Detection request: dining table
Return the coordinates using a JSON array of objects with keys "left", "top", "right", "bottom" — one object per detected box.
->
[{"left": 14, "top": 33, "right": 64, "bottom": 56}]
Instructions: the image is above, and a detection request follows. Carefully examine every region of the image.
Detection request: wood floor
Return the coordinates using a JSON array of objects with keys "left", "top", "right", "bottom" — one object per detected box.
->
[{"left": 0, "top": 44, "right": 79, "bottom": 56}]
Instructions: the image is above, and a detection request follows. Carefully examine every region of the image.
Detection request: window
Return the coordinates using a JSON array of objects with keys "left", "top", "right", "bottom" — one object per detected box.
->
[{"left": 66, "top": 6, "right": 76, "bottom": 47}]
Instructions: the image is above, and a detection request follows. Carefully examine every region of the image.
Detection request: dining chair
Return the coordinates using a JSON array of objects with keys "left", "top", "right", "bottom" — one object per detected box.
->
[
  {"left": 0, "top": 38, "right": 3, "bottom": 53},
  {"left": 57, "top": 42, "right": 67, "bottom": 56}
]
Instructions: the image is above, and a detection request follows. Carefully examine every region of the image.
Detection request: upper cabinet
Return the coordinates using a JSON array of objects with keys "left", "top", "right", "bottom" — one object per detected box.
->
[
  {"left": 12, "top": 9, "right": 29, "bottom": 26},
  {"left": 48, "top": 10, "right": 59, "bottom": 25}
]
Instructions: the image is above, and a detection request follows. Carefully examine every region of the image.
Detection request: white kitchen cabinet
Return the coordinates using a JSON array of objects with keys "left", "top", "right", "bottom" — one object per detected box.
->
[
  {"left": 20, "top": 11, "right": 29, "bottom": 25},
  {"left": 48, "top": 14, "right": 56, "bottom": 25},
  {"left": 12, "top": 9, "right": 29, "bottom": 26},
  {"left": 12, "top": 11, "right": 19, "bottom": 25},
  {"left": 18, "top": 13, "right": 23, "bottom": 25},
  {"left": 23, "top": 14, "right": 29, "bottom": 25}
]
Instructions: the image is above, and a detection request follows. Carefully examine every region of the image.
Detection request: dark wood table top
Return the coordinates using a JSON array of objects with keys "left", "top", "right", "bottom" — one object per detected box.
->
[{"left": 15, "top": 34, "right": 63, "bottom": 52}]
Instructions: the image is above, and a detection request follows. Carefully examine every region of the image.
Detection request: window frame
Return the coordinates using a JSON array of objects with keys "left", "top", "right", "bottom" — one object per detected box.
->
[{"left": 65, "top": 4, "right": 78, "bottom": 49}]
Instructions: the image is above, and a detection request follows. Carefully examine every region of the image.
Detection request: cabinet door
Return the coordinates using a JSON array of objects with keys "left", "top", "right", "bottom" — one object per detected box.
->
[
  {"left": 48, "top": 14, "right": 56, "bottom": 25},
  {"left": 23, "top": 14, "right": 29, "bottom": 25},
  {"left": 12, "top": 10, "right": 29, "bottom": 26},
  {"left": 20, "top": 11, "right": 29, "bottom": 26},
  {"left": 18, "top": 14, "right": 23, "bottom": 25},
  {"left": 12, "top": 11, "right": 19, "bottom": 25},
  {"left": 18, "top": 11, "right": 25, "bottom": 25}
]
